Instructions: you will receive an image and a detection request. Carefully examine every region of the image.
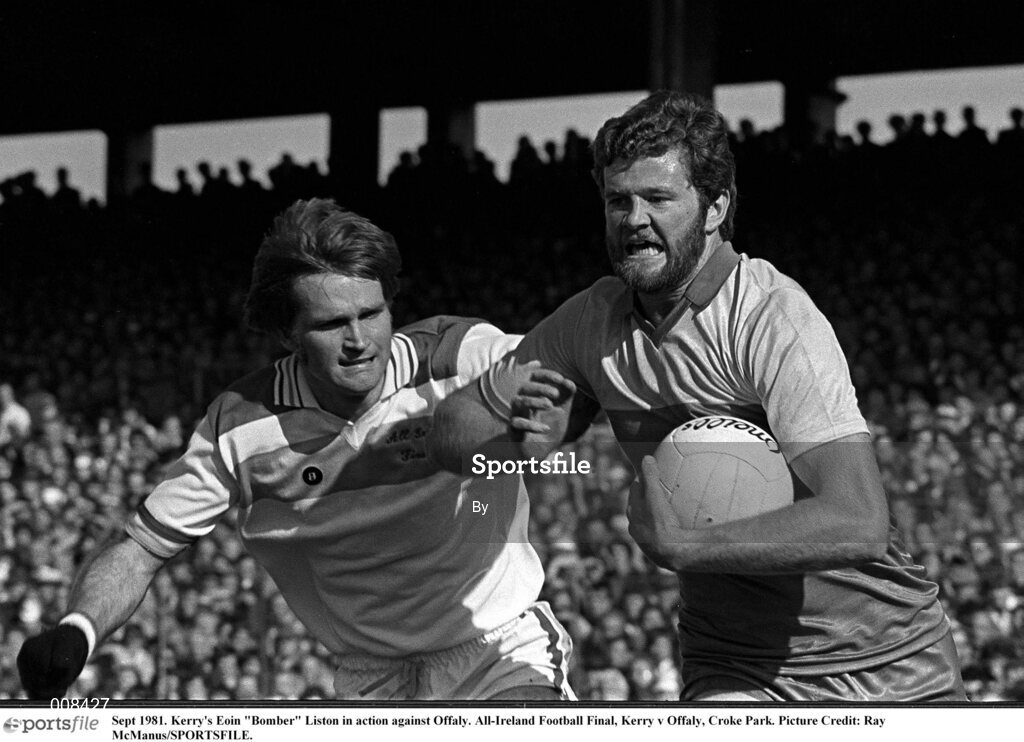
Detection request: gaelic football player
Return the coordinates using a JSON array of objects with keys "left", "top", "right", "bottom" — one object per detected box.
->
[
  {"left": 18, "top": 199, "right": 574, "bottom": 701},
  {"left": 429, "top": 91, "right": 966, "bottom": 702}
]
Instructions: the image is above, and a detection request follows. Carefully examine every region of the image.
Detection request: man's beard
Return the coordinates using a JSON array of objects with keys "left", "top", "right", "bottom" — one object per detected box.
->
[{"left": 609, "top": 213, "right": 707, "bottom": 294}]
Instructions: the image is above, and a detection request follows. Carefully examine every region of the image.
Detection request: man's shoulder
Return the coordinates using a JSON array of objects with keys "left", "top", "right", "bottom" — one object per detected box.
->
[
  {"left": 396, "top": 315, "right": 493, "bottom": 341},
  {"left": 208, "top": 360, "right": 291, "bottom": 430},
  {"left": 539, "top": 276, "right": 626, "bottom": 328},
  {"left": 582, "top": 275, "right": 629, "bottom": 305},
  {"left": 737, "top": 253, "right": 804, "bottom": 291},
  {"left": 731, "top": 254, "right": 817, "bottom": 316}
]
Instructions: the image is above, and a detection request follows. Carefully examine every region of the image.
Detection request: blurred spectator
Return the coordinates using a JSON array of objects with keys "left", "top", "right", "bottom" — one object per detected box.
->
[
  {"left": 52, "top": 167, "right": 82, "bottom": 212},
  {"left": 0, "top": 383, "right": 32, "bottom": 447}
]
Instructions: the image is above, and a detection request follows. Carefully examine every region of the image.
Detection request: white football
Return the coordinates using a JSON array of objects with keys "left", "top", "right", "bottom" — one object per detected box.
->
[{"left": 651, "top": 416, "right": 796, "bottom": 528}]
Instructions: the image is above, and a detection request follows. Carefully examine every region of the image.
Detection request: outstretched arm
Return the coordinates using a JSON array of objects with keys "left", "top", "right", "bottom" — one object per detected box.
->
[
  {"left": 428, "top": 376, "right": 511, "bottom": 475},
  {"left": 429, "top": 362, "right": 587, "bottom": 474},
  {"left": 628, "top": 433, "right": 890, "bottom": 574},
  {"left": 18, "top": 537, "right": 165, "bottom": 699},
  {"left": 67, "top": 536, "right": 166, "bottom": 640}
]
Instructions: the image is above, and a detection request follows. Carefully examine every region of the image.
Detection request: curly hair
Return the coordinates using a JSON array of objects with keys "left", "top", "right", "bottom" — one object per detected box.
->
[
  {"left": 592, "top": 90, "right": 738, "bottom": 240},
  {"left": 244, "top": 198, "right": 401, "bottom": 336}
]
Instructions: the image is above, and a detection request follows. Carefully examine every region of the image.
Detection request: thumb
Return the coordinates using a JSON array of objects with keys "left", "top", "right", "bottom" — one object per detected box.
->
[{"left": 640, "top": 455, "right": 659, "bottom": 480}]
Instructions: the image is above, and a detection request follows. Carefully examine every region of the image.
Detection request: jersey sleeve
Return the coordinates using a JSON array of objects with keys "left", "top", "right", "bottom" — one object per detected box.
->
[
  {"left": 742, "top": 287, "right": 869, "bottom": 460},
  {"left": 479, "top": 289, "right": 594, "bottom": 421},
  {"left": 453, "top": 323, "right": 522, "bottom": 381},
  {"left": 125, "top": 411, "right": 237, "bottom": 558},
  {"left": 392, "top": 315, "right": 520, "bottom": 387}
]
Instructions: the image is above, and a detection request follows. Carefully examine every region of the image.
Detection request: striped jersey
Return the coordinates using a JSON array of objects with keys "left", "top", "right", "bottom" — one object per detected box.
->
[
  {"left": 127, "top": 316, "right": 543, "bottom": 657},
  {"left": 480, "top": 242, "right": 950, "bottom": 674}
]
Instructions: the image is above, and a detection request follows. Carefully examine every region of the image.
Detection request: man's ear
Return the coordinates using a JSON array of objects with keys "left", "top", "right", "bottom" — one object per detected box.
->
[{"left": 704, "top": 191, "right": 730, "bottom": 234}]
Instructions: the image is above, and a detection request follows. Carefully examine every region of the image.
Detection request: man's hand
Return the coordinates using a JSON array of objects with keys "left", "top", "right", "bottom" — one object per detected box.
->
[
  {"left": 508, "top": 365, "right": 576, "bottom": 460},
  {"left": 627, "top": 456, "right": 688, "bottom": 572},
  {"left": 17, "top": 624, "right": 89, "bottom": 700}
]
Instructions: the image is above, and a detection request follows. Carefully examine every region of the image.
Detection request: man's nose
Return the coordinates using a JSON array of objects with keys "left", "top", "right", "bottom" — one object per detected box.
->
[
  {"left": 623, "top": 197, "right": 650, "bottom": 229},
  {"left": 343, "top": 322, "right": 368, "bottom": 351}
]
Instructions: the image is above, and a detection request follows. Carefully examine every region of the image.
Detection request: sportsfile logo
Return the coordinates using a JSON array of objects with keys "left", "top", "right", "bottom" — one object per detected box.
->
[{"left": 4, "top": 716, "right": 99, "bottom": 734}]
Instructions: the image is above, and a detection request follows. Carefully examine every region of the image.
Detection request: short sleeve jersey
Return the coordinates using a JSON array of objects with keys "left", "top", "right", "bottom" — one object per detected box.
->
[
  {"left": 480, "top": 244, "right": 949, "bottom": 674},
  {"left": 127, "top": 317, "right": 542, "bottom": 658}
]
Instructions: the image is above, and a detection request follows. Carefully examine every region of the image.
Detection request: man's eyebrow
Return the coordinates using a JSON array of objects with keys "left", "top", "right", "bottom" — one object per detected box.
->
[
  {"left": 604, "top": 185, "right": 677, "bottom": 198},
  {"left": 359, "top": 301, "right": 387, "bottom": 314},
  {"left": 311, "top": 303, "right": 376, "bottom": 322}
]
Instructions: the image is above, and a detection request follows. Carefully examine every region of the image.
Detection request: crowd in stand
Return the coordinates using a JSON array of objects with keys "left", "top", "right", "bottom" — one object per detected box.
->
[{"left": 2, "top": 104, "right": 1024, "bottom": 701}]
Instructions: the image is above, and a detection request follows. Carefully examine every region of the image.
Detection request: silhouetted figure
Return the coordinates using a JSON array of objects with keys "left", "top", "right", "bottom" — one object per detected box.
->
[
  {"left": 131, "top": 163, "right": 167, "bottom": 218},
  {"left": 737, "top": 119, "right": 761, "bottom": 150},
  {"left": 958, "top": 105, "right": 990, "bottom": 150},
  {"left": 542, "top": 140, "right": 559, "bottom": 167},
  {"left": 267, "top": 153, "right": 298, "bottom": 197},
  {"left": 851, "top": 121, "right": 881, "bottom": 185},
  {"left": 236, "top": 159, "right": 265, "bottom": 200},
  {"left": 906, "top": 112, "right": 929, "bottom": 154},
  {"left": 0, "top": 177, "right": 16, "bottom": 207},
  {"left": 996, "top": 107, "right": 1024, "bottom": 154},
  {"left": 196, "top": 161, "right": 217, "bottom": 197},
  {"left": 932, "top": 110, "right": 953, "bottom": 140},
  {"left": 13, "top": 171, "right": 47, "bottom": 211},
  {"left": 886, "top": 114, "right": 908, "bottom": 146},
  {"left": 855, "top": 120, "right": 877, "bottom": 148},
  {"left": 469, "top": 150, "right": 501, "bottom": 188},
  {"left": 215, "top": 167, "right": 235, "bottom": 195},
  {"left": 386, "top": 151, "right": 417, "bottom": 192},
  {"left": 562, "top": 128, "right": 593, "bottom": 184},
  {"left": 299, "top": 161, "right": 330, "bottom": 196},
  {"left": 174, "top": 168, "right": 196, "bottom": 197},
  {"left": 732, "top": 119, "right": 762, "bottom": 177},
  {"left": 51, "top": 167, "right": 82, "bottom": 211},
  {"left": 509, "top": 135, "right": 543, "bottom": 188},
  {"left": 467, "top": 150, "right": 504, "bottom": 231}
]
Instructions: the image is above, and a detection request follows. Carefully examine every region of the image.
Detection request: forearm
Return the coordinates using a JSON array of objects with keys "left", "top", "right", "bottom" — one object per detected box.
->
[
  {"left": 428, "top": 391, "right": 510, "bottom": 474},
  {"left": 66, "top": 537, "right": 166, "bottom": 644},
  {"left": 656, "top": 497, "right": 888, "bottom": 573},
  {"left": 633, "top": 435, "right": 890, "bottom": 574}
]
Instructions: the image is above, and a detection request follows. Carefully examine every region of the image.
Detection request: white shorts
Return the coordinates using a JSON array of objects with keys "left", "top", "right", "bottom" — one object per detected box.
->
[{"left": 332, "top": 602, "right": 576, "bottom": 700}]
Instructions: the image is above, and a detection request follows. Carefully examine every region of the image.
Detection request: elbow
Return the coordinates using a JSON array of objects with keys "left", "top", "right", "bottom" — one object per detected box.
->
[{"left": 863, "top": 523, "right": 890, "bottom": 562}]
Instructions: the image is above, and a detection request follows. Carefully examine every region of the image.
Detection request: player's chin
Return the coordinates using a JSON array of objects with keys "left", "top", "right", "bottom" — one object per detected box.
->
[{"left": 613, "top": 261, "right": 669, "bottom": 293}]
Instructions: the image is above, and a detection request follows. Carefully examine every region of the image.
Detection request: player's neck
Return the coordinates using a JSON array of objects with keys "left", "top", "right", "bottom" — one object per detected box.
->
[{"left": 635, "top": 287, "right": 686, "bottom": 327}]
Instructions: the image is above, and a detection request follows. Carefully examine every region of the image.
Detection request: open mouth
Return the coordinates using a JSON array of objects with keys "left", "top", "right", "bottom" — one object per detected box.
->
[
  {"left": 624, "top": 241, "right": 664, "bottom": 257},
  {"left": 338, "top": 356, "right": 375, "bottom": 368}
]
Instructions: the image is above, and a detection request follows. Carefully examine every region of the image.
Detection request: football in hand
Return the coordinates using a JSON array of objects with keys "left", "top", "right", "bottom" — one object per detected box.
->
[{"left": 651, "top": 416, "right": 797, "bottom": 528}]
